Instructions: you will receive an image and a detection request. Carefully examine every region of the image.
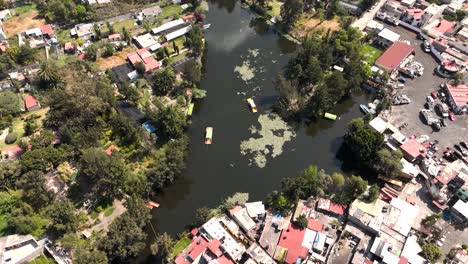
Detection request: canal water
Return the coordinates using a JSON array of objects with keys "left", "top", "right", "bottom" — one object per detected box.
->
[{"left": 142, "top": 0, "right": 370, "bottom": 261}]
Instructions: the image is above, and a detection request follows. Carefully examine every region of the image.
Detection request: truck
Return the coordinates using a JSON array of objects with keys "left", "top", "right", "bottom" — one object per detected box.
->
[{"left": 420, "top": 109, "right": 439, "bottom": 125}]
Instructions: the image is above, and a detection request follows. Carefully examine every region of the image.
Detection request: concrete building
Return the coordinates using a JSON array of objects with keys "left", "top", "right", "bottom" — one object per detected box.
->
[
  {"left": 0, "top": 9, "right": 11, "bottom": 21},
  {"left": 375, "top": 41, "right": 414, "bottom": 72},
  {"left": 377, "top": 28, "right": 401, "bottom": 47},
  {"left": 201, "top": 217, "right": 246, "bottom": 261},
  {"left": 230, "top": 206, "right": 256, "bottom": 232},
  {"left": 0, "top": 234, "right": 46, "bottom": 264},
  {"left": 132, "top": 33, "right": 159, "bottom": 50},
  {"left": 151, "top": 18, "right": 186, "bottom": 35},
  {"left": 451, "top": 199, "right": 468, "bottom": 228},
  {"left": 71, "top": 23, "right": 94, "bottom": 40},
  {"left": 165, "top": 25, "right": 191, "bottom": 41},
  {"left": 444, "top": 83, "right": 468, "bottom": 114}
]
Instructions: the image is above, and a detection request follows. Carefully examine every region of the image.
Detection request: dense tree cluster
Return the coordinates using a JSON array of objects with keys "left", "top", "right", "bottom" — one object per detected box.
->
[
  {"left": 276, "top": 28, "right": 370, "bottom": 119},
  {"left": 267, "top": 165, "right": 368, "bottom": 214}
]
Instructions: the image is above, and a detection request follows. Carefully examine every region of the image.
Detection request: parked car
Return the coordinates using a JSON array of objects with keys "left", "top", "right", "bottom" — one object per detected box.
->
[
  {"left": 454, "top": 144, "right": 468, "bottom": 156},
  {"left": 426, "top": 96, "right": 434, "bottom": 103},
  {"left": 399, "top": 69, "right": 415, "bottom": 79},
  {"left": 431, "top": 91, "right": 438, "bottom": 99},
  {"left": 398, "top": 77, "right": 407, "bottom": 83},
  {"left": 449, "top": 112, "right": 456, "bottom": 121},
  {"left": 461, "top": 141, "right": 468, "bottom": 150},
  {"left": 422, "top": 40, "right": 431, "bottom": 52},
  {"left": 440, "top": 118, "right": 447, "bottom": 127},
  {"left": 431, "top": 122, "right": 441, "bottom": 131}
]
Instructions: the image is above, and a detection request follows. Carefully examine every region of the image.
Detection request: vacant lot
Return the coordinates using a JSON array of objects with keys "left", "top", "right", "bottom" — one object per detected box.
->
[
  {"left": 3, "top": 10, "right": 46, "bottom": 38},
  {"left": 293, "top": 16, "right": 341, "bottom": 38},
  {"left": 360, "top": 44, "right": 383, "bottom": 64},
  {"left": 97, "top": 47, "right": 136, "bottom": 70}
]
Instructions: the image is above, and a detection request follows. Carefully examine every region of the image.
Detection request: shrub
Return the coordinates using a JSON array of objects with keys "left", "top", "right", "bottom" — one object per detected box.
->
[{"left": 5, "top": 133, "right": 18, "bottom": 144}]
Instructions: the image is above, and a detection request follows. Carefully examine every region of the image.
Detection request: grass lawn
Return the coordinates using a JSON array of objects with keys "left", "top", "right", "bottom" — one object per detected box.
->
[
  {"left": 102, "top": 19, "right": 137, "bottom": 34},
  {"left": 104, "top": 206, "right": 115, "bottom": 217},
  {"left": 56, "top": 28, "right": 74, "bottom": 44},
  {"left": 14, "top": 3, "right": 37, "bottom": 15},
  {"left": 170, "top": 235, "right": 192, "bottom": 259},
  {"left": 266, "top": 0, "right": 282, "bottom": 17},
  {"left": 167, "top": 36, "right": 186, "bottom": 54},
  {"left": 360, "top": 44, "right": 383, "bottom": 64},
  {"left": 167, "top": 52, "right": 187, "bottom": 65},
  {"left": 30, "top": 255, "right": 56, "bottom": 264},
  {"left": 162, "top": 5, "right": 182, "bottom": 18},
  {"left": 0, "top": 215, "right": 7, "bottom": 236},
  {"left": 0, "top": 107, "right": 49, "bottom": 151}
]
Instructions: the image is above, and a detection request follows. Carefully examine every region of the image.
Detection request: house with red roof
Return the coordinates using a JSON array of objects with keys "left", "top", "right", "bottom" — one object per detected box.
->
[
  {"left": 307, "top": 219, "right": 323, "bottom": 232},
  {"left": 401, "top": 8, "right": 425, "bottom": 26},
  {"left": 316, "top": 198, "right": 346, "bottom": 216},
  {"left": 1, "top": 145, "right": 24, "bottom": 160},
  {"left": 375, "top": 41, "right": 414, "bottom": 72},
  {"left": 24, "top": 95, "right": 40, "bottom": 112},
  {"left": 399, "top": 138, "right": 426, "bottom": 162},
  {"left": 40, "top": 24, "right": 55, "bottom": 39},
  {"left": 64, "top": 42, "right": 75, "bottom": 54},
  {"left": 105, "top": 145, "right": 118, "bottom": 156},
  {"left": 127, "top": 48, "right": 160, "bottom": 73},
  {"left": 444, "top": 82, "right": 468, "bottom": 114},
  {"left": 274, "top": 223, "right": 309, "bottom": 264},
  {"left": 108, "top": 33, "right": 122, "bottom": 43}
]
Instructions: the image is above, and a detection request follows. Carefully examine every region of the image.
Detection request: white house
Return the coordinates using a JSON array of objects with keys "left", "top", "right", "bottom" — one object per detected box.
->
[
  {"left": 377, "top": 28, "right": 400, "bottom": 47},
  {"left": 0, "top": 9, "right": 11, "bottom": 21}
]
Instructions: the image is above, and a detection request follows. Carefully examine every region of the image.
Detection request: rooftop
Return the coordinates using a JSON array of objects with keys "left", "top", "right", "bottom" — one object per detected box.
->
[
  {"left": 277, "top": 223, "right": 308, "bottom": 264},
  {"left": 202, "top": 217, "right": 245, "bottom": 261},
  {"left": 400, "top": 138, "right": 426, "bottom": 160},
  {"left": 433, "top": 19, "right": 455, "bottom": 34},
  {"left": 24, "top": 95, "right": 39, "bottom": 110},
  {"left": 375, "top": 41, "right": 414, "bottom": 71},
  {"left": 307, "top": 219, "right": 323, "bottom": 232},
  {"left": 165, "top": 25, "right": 191, "bottom": 41},
  {"left": 40, "top": 24, "right": 54, "bottom": 36},
  {"left": 453, "top": 199, "right": 468, "bottom": 219},
  {"left": 445, "top": 82, "right": 468, "bottom": 107},
  {"left": 230, "top": 206, "right": 256, "bottom": 232},
  {"left": 151, "top": 18, "right": 185, "bottom": 35},
  {"left": 405, "top": 8, "right": 424, "bottom": 20},
  {"left": 378, "top": 28, "right": 400, "bottom": 42},
  {"left": 245, "top": 201, "right": 266, "bottom": 217}
]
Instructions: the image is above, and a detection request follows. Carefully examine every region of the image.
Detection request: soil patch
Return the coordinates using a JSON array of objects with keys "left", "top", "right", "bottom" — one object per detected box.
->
[
  {"left": 97, "top": 47, "right": 136, "bottom": 70},
  {"left": 3, "top": 11, "right": 46, "bottom": 38},
  {"left": 293, "top": 17, "right": 341, "bottom": 38}
]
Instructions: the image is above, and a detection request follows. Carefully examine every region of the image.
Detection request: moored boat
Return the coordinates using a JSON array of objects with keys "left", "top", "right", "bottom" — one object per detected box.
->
[
  {"left": 205, "top": 127, "right": 213, "bottom": 145},
  {"left": 324, "top": 112, "right": 338, "bottom": 120},
  {"left": 246, "top": 98, "right": 258, "bottom": 113}
]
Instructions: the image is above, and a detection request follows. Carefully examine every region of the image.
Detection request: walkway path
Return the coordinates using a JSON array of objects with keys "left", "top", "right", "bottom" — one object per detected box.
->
[
  {"left": 351, "top": 0, "right": 386, "bottom": 31},
  {"left": 86, "top": 199, "right": 127, "bottom": 234}
]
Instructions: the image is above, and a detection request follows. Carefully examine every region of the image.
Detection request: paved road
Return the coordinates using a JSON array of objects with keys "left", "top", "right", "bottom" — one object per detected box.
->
[{"left": 351, "top": 0, "right": 386, "bottom": 31}]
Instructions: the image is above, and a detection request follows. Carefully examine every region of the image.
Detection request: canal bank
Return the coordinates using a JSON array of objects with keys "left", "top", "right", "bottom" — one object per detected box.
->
[{"left": 139, "top": 1, "right": 371, "bottom": 262}]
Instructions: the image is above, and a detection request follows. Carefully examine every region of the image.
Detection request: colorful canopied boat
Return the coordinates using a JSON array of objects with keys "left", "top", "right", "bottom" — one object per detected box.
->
[
  {"left": 324, "top": 112, "right": 338, "bottom": 120},
  {"left": 246, "top": 98, "right": 257, "bottom": 113},
  {"left": 205, "top": 127, "right": 213, "bottom": 145}
]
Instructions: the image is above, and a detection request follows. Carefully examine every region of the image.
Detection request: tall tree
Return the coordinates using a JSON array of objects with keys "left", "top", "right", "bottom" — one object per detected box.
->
[
  {"left": 186, "top": 25, "right": 204, "bottom": 55},
  {"left": 280, "top": 0, "right": 304, "bottom": 28},
  {"left": 152, "top": 67, "right": 176, "bottom": 95},
  {"left": 46, "top": 200, "right": 82, "bottom": 239},
  {"left": 183, "top": 60, "right": 202, "bottom": 85},
  {"left": 37, "top": 60, "right": 63, "bottom": 89},
  {"left": 342, "top": 118, "right": 384, "bottom": 165}
]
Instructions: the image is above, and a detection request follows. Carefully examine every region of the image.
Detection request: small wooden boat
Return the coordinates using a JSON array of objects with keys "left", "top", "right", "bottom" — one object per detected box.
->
[
  {"left": 186, "top": 103, "right": 194, "bottom": 116},
  {"left": 246, "top": 98, "right": 258, "bottom": 113},
  {"left": 145, "top": 201, "right": 160, "bottom": 209},
  {"left": 324, "top": 112, "right": 338, "bottom": 120},
  {"left": 203, "top": 24, "right": 211, "bottom": 30},
  {"left": 360, "top": 104, "right": 371, "bottom": 114},
  {"left": 205, "top": 127, "right": 213, "bottom": 145}
]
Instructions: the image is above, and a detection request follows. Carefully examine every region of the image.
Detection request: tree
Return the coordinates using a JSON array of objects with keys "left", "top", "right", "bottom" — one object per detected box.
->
[
  {"left": 20, "top": 146, "right": 68, "bottom": 173},
  {"left": 0, "top": 91, "right": 21, "bottom": 117},
  {"left": 122, "top": 27, "right": 131, "bottom": 43},
  {"left": 296, "top": 214, "right": 308, "bottom": 229},
  {"left": 342, "top": 118, "right": 384, "bottom": 165},
  {"left": 18, "top": 170, "right": 54, "bottom": 209},
  {"left": 192, "top": 207, "right": 215, "bottom": 227},
  {"left": 79, "top": 148, "right": 128, "bottom": 200},
  {"left": 151, "top": 233, "right": 175, "bottom": 258},
  {"left": 421, "top": 243, "right": 442, "bottom": 263},
  {"left": 85, "top": 44, "right": 98, "bottom": 61},
  {"left": 93, "top": 24, "right": 102, "bottom": 39},
  {"left": 120, "top": 82, "right": 141, "bottom": 105},
  {"left": 338, "top": 175, "right": 368, "bottom": 204},
  {"left": 374, "top": 149, "right": 403, "bottom": 178},
  {"left": 364, "top": 184, "right": 380, "bottom": 202},
  {"left": 223, "top": 192, "right": 249, "bottom": 210},
  {"left": 109, "top": 113, "right": 141, "bottom": 146},
  {"left": 183, "top": 60, "right": 202, "bottom": 85},
  {"left": 4, "top": 133, "right": 17, "bottom": 144},
  {"left": 74, "top": 248, "right": 108, "bottom": 264},
  {"left": 147, "top": 136, "right": 188, "bottom": 190},
  {"left": 421, "top": 214, "right": 441, "bottom": 227},
  {"left": 157, "top": 106, "right": 187, "bottom": 139},
  {"left": 99, "top": 200, "right": 151, "bottom": 262},
  {"left": 192, "top": 88, "right": 207, "bottom": 99},
  {"left": 267, "top": 191, "right": 291, "bottom": 215},
  {"left": 143, "top": 19, "right": 152, "bottom": 33},
  {"left": 186, "top": 25, "right": 204, "bottom": 55},
  {"left": 106, "top": 21, "right": 114, "bottom": 35},
  {"left": 47, "top": 200, "right": 82, "bottom": 239},
  {"left": 17, "top": 45, "right": 37, "bottom": 65},
  {"left": 280, "top": 0, "right": 304, "bottom": 28},
  {"left": 0, "top": 161, "right": 21, "bottom": 190},
  {"left": 37, "top": 60, "right": 63, "bottom": 89},
  {"left": 102, "top": 43, "right": 114, "bottom": 58},
  {"left": 152, "top": 67, "right": 176, "bottom": 95}
]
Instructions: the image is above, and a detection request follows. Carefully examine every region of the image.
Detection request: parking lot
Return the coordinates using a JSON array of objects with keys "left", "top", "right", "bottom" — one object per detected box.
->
[{"left": 386, "top": 25, "right": 468, "bottom": 149}]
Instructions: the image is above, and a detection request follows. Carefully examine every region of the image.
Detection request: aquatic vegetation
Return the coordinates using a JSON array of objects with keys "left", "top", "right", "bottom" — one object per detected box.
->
[
  {"left": 234, "top": 60, "right": 256, "bottom": 82},
  {"left": 240, "top": 113, "right": 295, "bottom": 168}
]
